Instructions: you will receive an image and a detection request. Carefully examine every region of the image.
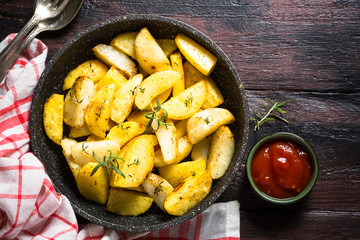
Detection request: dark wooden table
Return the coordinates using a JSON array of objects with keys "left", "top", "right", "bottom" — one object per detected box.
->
[{"left": 1, "top": 0, "right": 360, "bottom": 239}]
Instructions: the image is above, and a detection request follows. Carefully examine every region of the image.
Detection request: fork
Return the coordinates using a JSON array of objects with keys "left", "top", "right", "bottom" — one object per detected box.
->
[{"left": 0, "top": 0, "right": 70, "bottom": 65}]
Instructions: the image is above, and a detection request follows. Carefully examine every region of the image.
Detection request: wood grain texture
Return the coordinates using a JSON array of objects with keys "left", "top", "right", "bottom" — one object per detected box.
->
[{"left": 1, "top": 0, "right": 360, "bottom": 239}]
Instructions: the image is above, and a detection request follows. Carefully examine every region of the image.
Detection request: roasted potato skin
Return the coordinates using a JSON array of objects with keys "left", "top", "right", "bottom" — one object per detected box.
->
[
  {"left": 106, "top": 188, "right": 153, "bottom": 216},
  {"left": 164, "top": 169, "right": 212, "bottom": 216},
  {"left": 43, "top": 93, "right": 64, "bottom": 145},
  {"left": 76, "top": 162, "right": 109, "bottom": 205},
  {"left": 63, "top": 60, "right": 108, "bottom": 90}
]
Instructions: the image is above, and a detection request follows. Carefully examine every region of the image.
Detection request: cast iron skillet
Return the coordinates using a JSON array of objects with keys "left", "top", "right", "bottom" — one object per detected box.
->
[{"left": 29, "top": 15, "right": 249, "bottom": 232}]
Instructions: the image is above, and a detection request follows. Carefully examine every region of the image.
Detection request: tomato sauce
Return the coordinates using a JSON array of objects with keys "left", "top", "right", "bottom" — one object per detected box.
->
[{"left": 251, "top": 140, "right": 312, "bottom": 198}]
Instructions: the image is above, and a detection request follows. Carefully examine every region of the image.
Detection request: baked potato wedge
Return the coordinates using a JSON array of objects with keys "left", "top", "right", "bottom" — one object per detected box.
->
[
  {"left": 61, "top": 138, "right": 81, "bottom": 179},
  {"left": 106, "top": 188, "right": 153, "bottom": 216},
  {"left": 159, "top": 157, "right": 206, "bottom": 188},
  {"left": 85, "top": 84, "right": 115, "bottom": 138},
  {"left": 135, "top": 71, "right": 180, "bottom": 110},
  {"left": 110, "top": 74, "right": 142, "bottom": 123},
  {"left": 187, "top": 108, "right": 235, "bottom": 144},
  {"left": 207, "top": 126, "right": 235, "bottom": 179},
  {"left": 191, "top": 134, "right": 211, "bottom": 161},
  {"left": 183, "top": 61, "right": 224, "bottom": 109},
  {"left": 154, "top": 135, "right": 193, "bottom": 168},
  {"left": 70, "top": 140, "right": 120, "bottom": 165},
  {"left": 141, "top": 173, "right": 174, "bottom": 212},
  {"left": 162, "top": 80, "right": 207, "bottom": 120},
  {"left": 175, "top": 118, "right": 189, "bottom": 139},
  {"left": 93, "top": 44, "right": 137, "bottom": 78},
  {"left": 105, "top": 121, "right": 146, "bottom": 148},
  {"left": 175, "top": 33, "right": 217, "bottom": 76},
  {"left": 63, "top": 60, "right": 108, "bottom": 90},
  {"left": 43, "top": 93, "right": 64, "bottom": 145},
  {"left": 170, "top": 51, "right": 185, "bottom": 97},
  {"left": 109, "top": 135, "right": 154, "bottom": 188},
  {"left": 68, "top": 124, "right": 92, "bottom": 139},
  {"left": 76, "top": 162, "right": 109, "bottom": 205},
  {"left": 135, "top": 27, "right": 172, "bottom": 74},
  {"left": 96, "top": 66, "right": 127, "bottom": 91},
  {"left": 158, "top": 39, "right": 178, "bottom": 57},
  {"left": 152, "top": 118, "right": 178, "bottom": 164},
  {"left": 110, "top": 32, "right": 138, "bottom": 59},
  {"left": 64, "top": 76, "right": 94, "bottom": 128},
  {"left": 164, "top": 169, "right": 212, "bottom": 216}
]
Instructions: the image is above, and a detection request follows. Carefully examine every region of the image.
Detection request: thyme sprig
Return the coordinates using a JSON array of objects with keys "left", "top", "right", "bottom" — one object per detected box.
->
[
  {"left": 250, "top": 98, "right": 293, "bottom": 132},
  {"left": 90, "top": 150, "right": 126, "bottom": 178},
  {"left": 144, "top": 97, "right": 172, "bottom": 133}
]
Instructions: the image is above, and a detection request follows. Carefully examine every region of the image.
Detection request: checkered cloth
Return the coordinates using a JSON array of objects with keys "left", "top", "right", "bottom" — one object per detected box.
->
[{"left": 0, "top": 34, "right": 240, "bottom": 240}]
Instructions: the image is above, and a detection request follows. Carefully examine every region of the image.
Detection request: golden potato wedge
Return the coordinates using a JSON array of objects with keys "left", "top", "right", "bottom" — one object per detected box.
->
[
  {"left": 70, "top": 140, "right": 120, "bottom": 165},
  {"left": 141, "top": 173, "right": 174, "bottom": 211},
  {"left": 175, "top": 33, "right": 217, "bottom": 76},
  {"left": 154, "top": 135, "right": 193, "bottom": 168},
  {"left": 152, "top": 118, "right": 178, "bottom": 164},
  {"left": 73, "top": 119, "right": 116, "bottom": 140},
  {"left": 105, "top": 121, "right": 146, "bottom": 148},
  {"left": 109, "top": 135, "right": 154, "bottom": 188},
  {"left": 43, "top": 93, "right": 64, "bottom": 145},
  {"left": 164, "top": 169, "right": 212, "bottom": 216},
  {"left": 150, "top": 87, "right": 172, "bottom": 106},
  {"left": 61, "top": 138, "right": 81, "bottom": 179},
  {"left": 162, "top": 80, "right": 207, "bottom": 120},
  {"left": 135, "top": 71, "right": 180, "bottom": 110},
  {"left": 96, "top": 66, "right": 127, "bottom": 91},
  {"left": 175, "top": 118, "right": 189, "bottom": 139},
  {"left": 119, "top": 134, "right": 158, "bottom": 160},
  {"left": 122, "top": 185, "right": 146, "bottom": 193},
  {"left": 106, "top": 188, "right": 153, "bottom": 216},
  {"left": 126, "top": 109, "right": 153, "bottom": 131},
  {"left": 135, "top": 27, "right": 172, "bottom": 74},
  {"left": 159, "top": 157, "right": 206, "bottom": 188},
  {"left": 191, "top": 134, "right": 211, "bottom": 161},
  {"left": 93, "top": 44, "right": 137, "bottom": 78},
  {"left": 110, "top": 74, "right": 142, "bottom": 123},
  {"left": 170, "top": 51, "right": 185, "bottom": 97},
  {"left": 110, "top": 32, "right": 138, "bottom": 59},
  {"left": 63, "top": 60, "right": 108, "bottom": 90},
  {"left": 77, "top": 162, "right": 109, "bottom": 205},
  {"left": 183, "top": 61, "right": 224, "bottom": 109},
  {"left": 64, "top": 76, "right": 95, "bottom": 128},
  {"left": 207, "top": 126, "right": 235, "bottom": 179},
  {"left": 68, "top": 124, "right": 92, "bottom": 139},
  {"left": 85, "top": 84, "right": 116, "bottom": 138},
  {"left": 158, "top": 39, "right": 178, "bottom": 57},
  {"left": 86, "top": 135, "right": 103, "bottom": 141},
  {"left": 187, "top": 108, "right": 235, "bottom": 144}
]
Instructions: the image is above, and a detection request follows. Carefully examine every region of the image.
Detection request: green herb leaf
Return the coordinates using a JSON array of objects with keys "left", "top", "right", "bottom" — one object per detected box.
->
[
  {"left": 145, "top": 97, "right": 172, "bottom": 133},
  {"left": 251, "top": 98, "right": 293, "bottom": 131},
  {"left": 91, "top": 151, "right": 126, "bottom": 178}
]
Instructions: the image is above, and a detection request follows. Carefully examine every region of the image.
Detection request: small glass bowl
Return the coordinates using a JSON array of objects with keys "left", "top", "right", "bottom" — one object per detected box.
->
[{"left": 246, "top": 132, "right": 318, "bottom": 204}]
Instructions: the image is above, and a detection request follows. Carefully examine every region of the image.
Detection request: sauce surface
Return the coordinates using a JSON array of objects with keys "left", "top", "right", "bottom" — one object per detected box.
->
[{"left": 251, "top": 140, "right": 312, "bottom": 198}]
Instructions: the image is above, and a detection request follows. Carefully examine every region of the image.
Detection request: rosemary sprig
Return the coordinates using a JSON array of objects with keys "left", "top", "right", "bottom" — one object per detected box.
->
[
  {"left": 90, "top": 150, "right": 126, "bottom": 178},
  {"left": 144, "top": 97, "right": 172, "bottom": 133},
  {"left": 250, "top": 98, "right": 293, "bottom": 131}
]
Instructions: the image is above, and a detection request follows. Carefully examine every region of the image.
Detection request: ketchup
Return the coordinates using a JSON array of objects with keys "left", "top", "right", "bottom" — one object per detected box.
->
[{"left": 251, "top": 140, "right": 312, "bottom": 198}]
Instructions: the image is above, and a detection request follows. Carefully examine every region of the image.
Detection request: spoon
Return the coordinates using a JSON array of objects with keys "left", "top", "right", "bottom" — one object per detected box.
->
[
  {"left": 0, "top": 0, "right": 84, "bottom": 83},
  {"left": 0, "top": 0, "right": 71, "bottom": 65}
]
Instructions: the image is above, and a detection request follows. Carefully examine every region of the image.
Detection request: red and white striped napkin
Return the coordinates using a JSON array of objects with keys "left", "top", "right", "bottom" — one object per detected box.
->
[{"left": 0, "top": 34, "right": 240, "bottom": 240}]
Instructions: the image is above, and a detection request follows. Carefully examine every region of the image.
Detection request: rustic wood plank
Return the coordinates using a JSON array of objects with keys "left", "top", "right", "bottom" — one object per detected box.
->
[
  {"left": 240, "top": 210, "right": 360, "bottom": 239},
  {"left": 1, "top": 0, "right": 360, "bottom": 238}
]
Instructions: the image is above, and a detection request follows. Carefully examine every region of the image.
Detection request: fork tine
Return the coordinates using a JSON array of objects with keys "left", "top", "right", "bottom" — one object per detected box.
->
[
  {"left": 57, "top": 0, "right": 70, "bottom": 12},
  {"left": 49, "top": 0, "right": 61, "bottom": 8}
]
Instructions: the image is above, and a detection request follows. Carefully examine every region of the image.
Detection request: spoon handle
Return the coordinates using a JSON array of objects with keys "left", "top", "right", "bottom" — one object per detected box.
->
[
  {"left": 0, "top": 14, "right": 40, "bottom": 65},
  {"left": 0, "top": 25, "right": 43, "bottom": 85}
]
